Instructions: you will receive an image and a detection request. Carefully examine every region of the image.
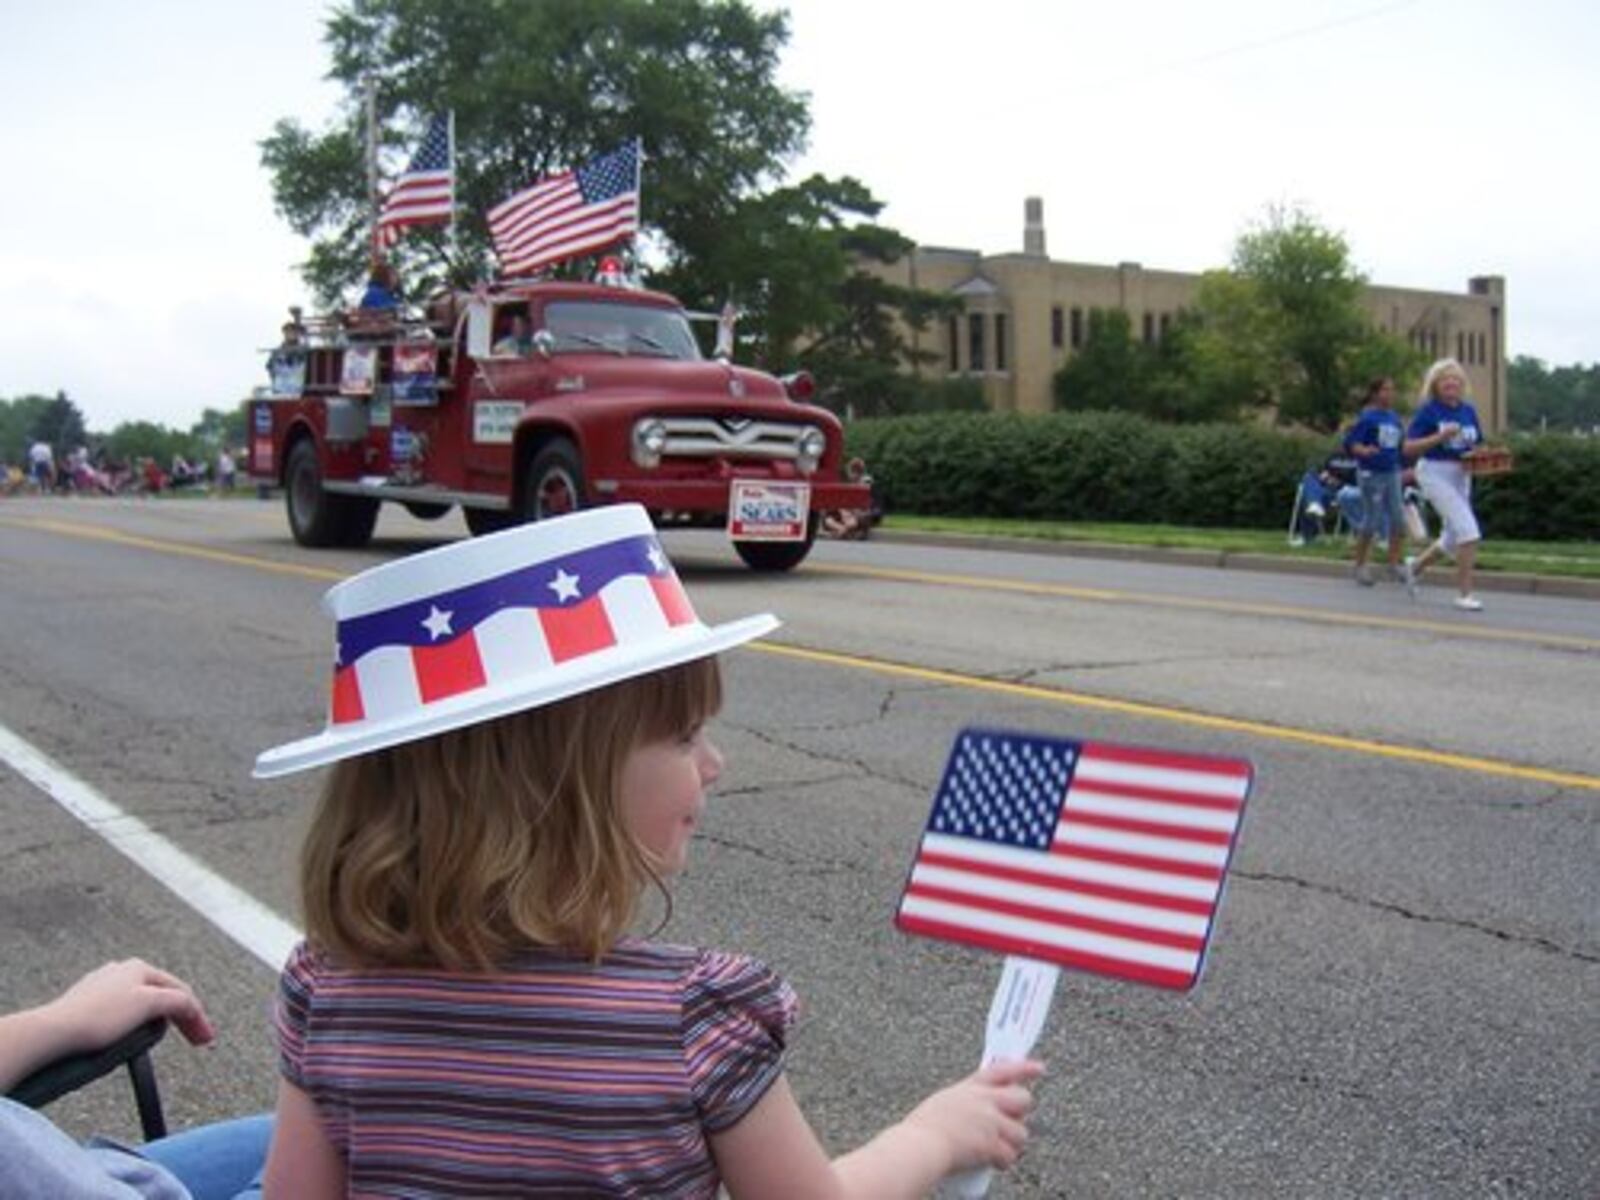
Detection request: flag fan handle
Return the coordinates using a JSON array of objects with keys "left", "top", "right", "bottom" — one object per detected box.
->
[{"left": 945, "top": 955, "right": 1060, "bottom": 1199}]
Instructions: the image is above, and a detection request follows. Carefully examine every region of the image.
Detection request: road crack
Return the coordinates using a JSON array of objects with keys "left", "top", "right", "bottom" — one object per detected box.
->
[{"left": 1237, "top": 870, "right": 1598, "bottom": 963}]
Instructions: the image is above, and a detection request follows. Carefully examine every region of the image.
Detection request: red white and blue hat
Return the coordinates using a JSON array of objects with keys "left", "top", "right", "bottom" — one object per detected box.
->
[{"left": 254, "top": 505, "right": 778, "bottom": 778}]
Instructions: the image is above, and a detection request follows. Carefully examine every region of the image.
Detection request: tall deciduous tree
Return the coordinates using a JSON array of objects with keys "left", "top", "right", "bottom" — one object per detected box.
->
[
  {"left": 1195, "top": 206, "right": 1419, "bottom": 430},
  {"left": 261, "top": 0, "right": 808, "bottom": 304}
]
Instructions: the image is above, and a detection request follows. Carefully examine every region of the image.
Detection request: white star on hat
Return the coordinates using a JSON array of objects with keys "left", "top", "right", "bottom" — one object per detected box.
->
[
  {"left": 548, "top": 568, "right": 581, "bottom": 602},
  {"left": 421, "top": 605, "right": 454, "bottom": 641},
  {"left": 647, "top": 544, "right": 666, "bottom": 572}
]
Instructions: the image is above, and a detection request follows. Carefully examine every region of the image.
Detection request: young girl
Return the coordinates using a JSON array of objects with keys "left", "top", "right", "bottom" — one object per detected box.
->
[{"left": 254, "top": 504, "right": 1041, "bottom": 1198}]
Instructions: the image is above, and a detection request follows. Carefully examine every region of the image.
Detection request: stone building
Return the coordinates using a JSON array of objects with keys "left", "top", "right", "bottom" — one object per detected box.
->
[{"left": 874, "top": 198, "right": 1508, "bottom": 431}]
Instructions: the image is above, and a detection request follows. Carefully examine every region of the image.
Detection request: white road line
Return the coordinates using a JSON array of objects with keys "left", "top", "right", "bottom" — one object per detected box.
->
[{"left": 0, "top": 721, "right": 299, "bottom": 970}]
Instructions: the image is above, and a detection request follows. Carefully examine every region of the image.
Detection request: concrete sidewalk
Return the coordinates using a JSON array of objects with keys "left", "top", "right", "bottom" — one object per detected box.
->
[{"left": 874, "top": 528, "right": 1600, "bottom": 602}]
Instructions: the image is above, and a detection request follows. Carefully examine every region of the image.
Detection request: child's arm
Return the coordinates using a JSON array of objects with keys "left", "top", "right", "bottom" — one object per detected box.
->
[
  {"left": 262, "top": 1079, "right": 344, "bottom": 1199},
  {"left": 710, "top": 1060, "right": 1042, "bottom": 1200}
]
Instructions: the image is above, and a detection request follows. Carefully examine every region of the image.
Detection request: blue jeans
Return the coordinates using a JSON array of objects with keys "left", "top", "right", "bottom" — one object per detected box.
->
[
  {"left": 1356, "top": 469, "right": 1404, "bottom": 540},
  {"left": 140, "top": 1114, "right": 272, "bottom": 1200}
]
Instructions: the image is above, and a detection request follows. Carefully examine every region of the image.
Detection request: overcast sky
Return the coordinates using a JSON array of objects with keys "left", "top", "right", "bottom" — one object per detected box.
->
[{"left": 2, "top": 0, "right": 1595, "bottom": 435}]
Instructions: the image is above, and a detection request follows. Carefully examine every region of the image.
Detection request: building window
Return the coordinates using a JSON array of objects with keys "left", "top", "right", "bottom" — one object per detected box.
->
[
  {"left": 1457, "top": 332, "right": 1465, "bottom": 361},
  {"left": 1051, "top": 306, "right": 1063, "bottom": 349},
  {"left": 1159, "top": 312, "right": 1171, "bottom": 339},
  {"left": 1142, "top": 312, "right": 1154, "bottom": 344},
  {"left": 1070, "top": 307, "right": 1084, "bottom": 349},
  {"left": 969, "top": 312, "right": 985, "bottom": 372},
  {"left": 995, "top": 313, "right": 1007, "bottom": 372},
  {"left": 947, "top": 316, "right": 960, "bottom": 371}
]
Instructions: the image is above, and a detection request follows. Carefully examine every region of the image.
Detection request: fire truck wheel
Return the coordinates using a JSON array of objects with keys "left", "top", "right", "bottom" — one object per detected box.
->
[
  {"left": 522, "top": 440, "right": 586, "bottom": 522},
  {"left": 285, "top": 439, "right": 378, "bottom": 548},
  {"left": 732, "top": 519, "right": 819, "bottom": 572}
]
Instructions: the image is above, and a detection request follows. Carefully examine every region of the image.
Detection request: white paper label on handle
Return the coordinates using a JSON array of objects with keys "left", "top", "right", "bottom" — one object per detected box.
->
[{"left": 946, "top": 956, "right": 1060, "bottom": 1198}]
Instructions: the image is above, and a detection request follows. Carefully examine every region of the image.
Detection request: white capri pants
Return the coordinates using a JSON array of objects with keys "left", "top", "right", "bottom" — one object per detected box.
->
[{"left": 1416, "top": 459, "right": 1481, "bottom": 553}]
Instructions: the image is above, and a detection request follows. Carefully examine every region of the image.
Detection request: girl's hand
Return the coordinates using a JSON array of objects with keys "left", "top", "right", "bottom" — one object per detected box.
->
[
  {"left": 1438, "top": 421, "right": 1461, "bottom": 439},
  {"left": 903, "top": 1059, "right": 1044, "bottom": 1173},
  {"left": 43, "top": 958, "right": 215, "bottom": 1053}
]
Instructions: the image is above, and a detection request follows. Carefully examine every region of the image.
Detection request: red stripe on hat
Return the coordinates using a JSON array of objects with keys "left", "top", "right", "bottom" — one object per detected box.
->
[
  {"left": 539, "top": 592, "right": 617, "bottom": 663},
  {"left": 330, "top": 665, "right": 365, "bottom": 725},
  {"left": 649, "top": 574, "right": 696, "bottom": 627},
  {"left": 412, "top": 631, "right": 487, "bottom": 703}
]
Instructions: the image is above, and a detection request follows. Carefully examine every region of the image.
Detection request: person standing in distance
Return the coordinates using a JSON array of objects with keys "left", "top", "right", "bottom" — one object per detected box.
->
[
  {"left": 1342, "top": 376, "right": 1409, "bottom": 587},
  {"left": 1404, "top": 358, "right": 1485, "bottom": 610}
]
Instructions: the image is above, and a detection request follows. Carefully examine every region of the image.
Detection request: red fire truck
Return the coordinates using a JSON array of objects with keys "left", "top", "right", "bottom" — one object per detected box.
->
[{"left": 249, "top": 278, "right": 870, "bottom": 571}]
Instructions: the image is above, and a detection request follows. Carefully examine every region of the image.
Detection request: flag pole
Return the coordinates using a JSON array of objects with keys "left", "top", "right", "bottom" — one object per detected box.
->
[
  {"left": 446, "top": 109, "right": 458, "bottom": 282},
  {"left": 365, "top": 76, "right": 381, "bottom": 262}
]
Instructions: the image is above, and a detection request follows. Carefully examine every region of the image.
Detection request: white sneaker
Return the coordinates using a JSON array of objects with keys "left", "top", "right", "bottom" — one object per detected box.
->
[
  {"left": 1355, "top": 565, "right": 1376, "bottom": 586},
  {"left": 1453, "top": 594, "right": 1484, "bottom": 612}
]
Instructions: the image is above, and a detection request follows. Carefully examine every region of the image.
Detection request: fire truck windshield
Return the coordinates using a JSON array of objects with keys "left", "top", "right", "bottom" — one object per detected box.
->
[{"left": 544, "top": 301, "right": 700, "bottom": 360}]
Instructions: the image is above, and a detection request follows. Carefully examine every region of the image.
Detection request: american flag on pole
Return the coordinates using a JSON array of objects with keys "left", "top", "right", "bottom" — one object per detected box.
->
[
  {"left": 896, "top": 730, "right": 1252, "bottom": 991},
  {"left": 376, "top": 113, "right": 454, "bottom": 247},
  {"left": 489, "top": 141, "right": 640, "bottom": 277}
]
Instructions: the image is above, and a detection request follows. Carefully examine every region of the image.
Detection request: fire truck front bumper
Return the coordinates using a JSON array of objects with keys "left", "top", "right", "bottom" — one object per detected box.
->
[{"left": 596, "top": 477, "right": 872, "bottom": 514}]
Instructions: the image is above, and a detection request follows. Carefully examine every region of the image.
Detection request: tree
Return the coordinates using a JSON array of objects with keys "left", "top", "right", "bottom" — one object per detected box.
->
[
  {"left": 1508, "top": 356, "right": 1600, "bottom": 431},
  {"left": 1194, "top": 206, "right": 1420, "bottom": 430},
  {"left": 0, "top": 395, "right": 54, "bottom": 461},
  {"left": 262, "top": 0, "right": 809, "bottom": 304},
  {"left": 190, "top": 406, "right": 247, "bottom": 453},
  {"left": 27, "top": 391, "right": 88, "bottom": 456},
  {"left": 1053, "top": 309, "right": 1147, "bottom": 414}
]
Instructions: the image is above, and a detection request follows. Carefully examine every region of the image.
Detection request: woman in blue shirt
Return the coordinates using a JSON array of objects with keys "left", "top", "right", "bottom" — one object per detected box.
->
[
  {"left": 1403, "top": 358, "right": 1485, "bottom": 611},
  {"left": 1342, "top": 376, "right": 1408, "bottom": 586}
]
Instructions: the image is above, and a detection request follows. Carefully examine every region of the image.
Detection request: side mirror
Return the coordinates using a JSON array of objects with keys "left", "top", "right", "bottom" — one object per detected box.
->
[{"left": 533, "top": 329, "right": 555, "bottom": 360}]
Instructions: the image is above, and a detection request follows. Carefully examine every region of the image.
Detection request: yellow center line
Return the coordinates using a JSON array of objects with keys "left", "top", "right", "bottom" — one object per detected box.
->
[
  {"left": 752, "top": 642, "right": 1600, "bottom": 792},
  {"left": 802, "top": 562, "right": 1600, "bottom": 653},
  {"left": 9, "top": 513, "right": 1596, "bottom": 791},
  {"left": 0, "top": 515, "right": 345, "bottom": 583}
]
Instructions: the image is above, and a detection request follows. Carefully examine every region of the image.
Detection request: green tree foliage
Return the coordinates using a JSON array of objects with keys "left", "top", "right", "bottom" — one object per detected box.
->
[
  {"left": 1052, "top": 309, "right": 1245, "bottom": 423},
  {"left": 103, "top": 421, "right": 196, "bottom": 467},
  {"left": 1193, "top": 207, "right": 1420, "bottom": 430},
  {"left": 16, "top": 391, "right": 90, "bottom": 457},
  {"left": 262, "top": 0, "right": 809, "bottom": 304},
  {"left": 261, "top": 2, "right": 951, "bottom": 417},
  {"left": 0, "top": 395, "right": 55, "bottom": 461},
  {"left": 1507, "top": 356, "right": 1600, "bottom": 431},
  {"left": 189, "top": 406, "right": 248, "bottom": 453}
]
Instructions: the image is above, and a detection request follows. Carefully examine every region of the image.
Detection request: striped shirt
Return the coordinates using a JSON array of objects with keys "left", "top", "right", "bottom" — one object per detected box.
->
[{"left": 275, "top": 938, "right": 797, "bottom": 1198}]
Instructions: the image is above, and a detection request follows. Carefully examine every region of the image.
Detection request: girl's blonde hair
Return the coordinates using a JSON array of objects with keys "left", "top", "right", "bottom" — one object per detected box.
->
[
  {"left": 300, "top": 656, "right": 723, "bottom": 970},
  {"left": 1419, "top": 357, "right": 1469, "bottom": 403}
]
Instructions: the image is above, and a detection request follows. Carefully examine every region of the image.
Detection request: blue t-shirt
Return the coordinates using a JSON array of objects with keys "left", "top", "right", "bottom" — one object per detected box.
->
[
  {"left": 1343, "top": 407, "right": 1405, "bottom": 473},
  {"left": 1407, "top": 398, "right": 1481, "bottom": 461}
]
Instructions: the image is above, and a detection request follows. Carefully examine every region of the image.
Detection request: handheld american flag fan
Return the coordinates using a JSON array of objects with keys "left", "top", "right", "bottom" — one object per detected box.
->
[{"left": 895, "top": 728, "right": 1253, "bottom": 991}]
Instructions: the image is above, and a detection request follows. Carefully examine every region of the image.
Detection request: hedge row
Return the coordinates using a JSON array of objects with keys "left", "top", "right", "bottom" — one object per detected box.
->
[{"left": 843, "top": 411, "right": 1600, "bottom": 541}]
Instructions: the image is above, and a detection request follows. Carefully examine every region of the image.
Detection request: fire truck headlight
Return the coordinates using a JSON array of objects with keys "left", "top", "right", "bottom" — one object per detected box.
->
[
  {"left": 632, "top": 419, "right": 669, "bottom": 467},
  {"left": 796, "top": 426, "right": 826, "bottom": 473}
]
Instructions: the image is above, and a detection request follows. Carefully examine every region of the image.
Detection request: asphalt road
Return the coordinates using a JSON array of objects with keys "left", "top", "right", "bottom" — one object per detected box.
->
[{"left": 1, "top": 496, "right": 1595, "bottom": 1198}]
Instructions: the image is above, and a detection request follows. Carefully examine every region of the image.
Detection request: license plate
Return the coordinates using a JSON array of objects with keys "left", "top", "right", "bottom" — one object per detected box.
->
[{"left": 727, "top": 480, "right": 810, "bottom": 541}]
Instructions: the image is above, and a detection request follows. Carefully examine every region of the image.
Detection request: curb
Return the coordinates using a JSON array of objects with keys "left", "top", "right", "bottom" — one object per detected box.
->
[{"left": 870, "top": 529, "right": 1600, "bottom": 602}]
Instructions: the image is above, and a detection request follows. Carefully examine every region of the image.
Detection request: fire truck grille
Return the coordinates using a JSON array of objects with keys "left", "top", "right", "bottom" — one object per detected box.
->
[{"left": 656, "top": 417, "right": 809, "bottom": 461}]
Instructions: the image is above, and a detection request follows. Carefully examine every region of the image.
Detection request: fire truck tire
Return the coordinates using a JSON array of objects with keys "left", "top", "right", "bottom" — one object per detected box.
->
[
  {"left": 732, "top": 519, "right": 818, "bottom": 572},
  {"left": 285, "top": 440, "right": 378, "bottom": 548},
  {"left": 521, "top": 440, "right": 586, "bottom": 522}
]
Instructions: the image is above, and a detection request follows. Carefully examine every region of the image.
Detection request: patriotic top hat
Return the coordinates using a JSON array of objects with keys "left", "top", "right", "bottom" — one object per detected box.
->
[{"left": 254, "top": 505, "right": 778, "bottom": 778}]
